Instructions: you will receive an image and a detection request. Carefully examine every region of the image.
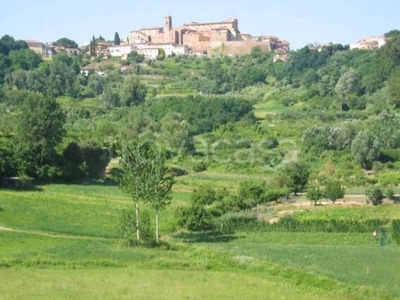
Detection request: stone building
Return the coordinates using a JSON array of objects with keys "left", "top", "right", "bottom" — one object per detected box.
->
[
  {"left": 130, "top": 16, "right": 279, "bottom": 56},
  {"left": 25, "top": 40, "right": 53, "bottom": 57}
]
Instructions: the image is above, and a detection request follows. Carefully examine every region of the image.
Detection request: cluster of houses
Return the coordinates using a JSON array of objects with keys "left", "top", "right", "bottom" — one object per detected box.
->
[
  {"left": 25, "top": 40, "right": 81, "bottom": 58},
  {"left": 26, "top": 38, "right": 194, "bottom": 60},
  {"left": 349, "top": 35, "right": 387, "bottom": 50},
  {"left": 97, "top": 41, "right": 190, "bottom": 60},
  {"left": 26, "top": 15, "right": 292, "bottom": 61}
]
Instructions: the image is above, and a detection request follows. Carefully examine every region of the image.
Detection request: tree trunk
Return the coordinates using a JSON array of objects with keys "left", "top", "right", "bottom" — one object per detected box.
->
[
  {"left": 155, "top": 209, "right": 159, "bottom": 243},
  {"left": 135, "top": 201, "right": 140, "bottom": 240}
]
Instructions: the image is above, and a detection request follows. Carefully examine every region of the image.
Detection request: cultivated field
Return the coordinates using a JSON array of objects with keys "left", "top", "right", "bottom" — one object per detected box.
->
[{"left": 1, "top": 183, "right": 400, "bottom": 299}]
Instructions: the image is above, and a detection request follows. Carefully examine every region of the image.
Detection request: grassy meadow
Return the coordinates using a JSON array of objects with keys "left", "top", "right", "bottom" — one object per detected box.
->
[{"left": 1, "top": 183, "right": 400, "bottom": 299}]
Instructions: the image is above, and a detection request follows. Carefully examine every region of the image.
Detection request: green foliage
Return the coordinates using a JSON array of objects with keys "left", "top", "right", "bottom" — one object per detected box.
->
[
  {"left": 392, "top": 220, "right": 400, "bottom": 245},
  {"left": 377, "top": 171, "right": 400, "bottom": 186},
  {"left": 117, "top": 208, "right": 152, "bottom": 246},
  {"left": 351, "top": 130, "right": 379, "bottom": 169},
  {"left": 53, "top": 38, "right": 78, "bottom": 49},
  {"left": 280, "top": 163, "right": 310, "bottom": 194},
  {"left": 16, "top": 93, "right": 65, "bottom": 178},
  {"left": 302, "top": 125, "right": 353, "bottom": 153},
  {"left": 114, "top": 32, "right": 120, "bottom": 46},
  {"left": 366, "top": 186, "right": 385, "bottom": 206},
  {"left": 119, "top": 75, "right": 146, "bottom": 107},
  {"left": 385, "top": 188, "right": 395, "bottom": 201},
  {"left": 176, "top": 202, "right": 214, "bottom": 231},
  {"left": 324, "top": 180, "right": 345, "bottom": 204},
  {"left": 148, "top": 95, "right": 255, "bottom": 135},
  {"left": 126, "top": 51, "right": 145, "bottom": 64},
  {"left": 307, "top": 186, "right": 323, "bottom": 205},
  {"left": 335, "top": 68, "right": 360, "bottom": 98},
  {"left": 191, "top": 185, "right": 217, "bottom": 205},
  {"left": 157, "top": 48, "right": 166, "bottom": 60}
]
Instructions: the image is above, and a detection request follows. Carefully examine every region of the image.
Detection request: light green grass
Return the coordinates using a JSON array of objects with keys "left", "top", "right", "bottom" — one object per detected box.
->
[
  {"left": 0, "top": 184, "right": 191, "bottom": 237},
  {"left": 177, "top": 231, "right": 400, "bottom": 298},
  {"left": 56, "top": 96, "right": 100, "bottom": 108},
  {"left": 254, "top": 100, "right": 299, "bottom": 119},
  {"left": 294, "top": 205, "right": 400, "bottom": 221},
  {"left": 0, "top": 267, "right": 327, "bottom": 300}
]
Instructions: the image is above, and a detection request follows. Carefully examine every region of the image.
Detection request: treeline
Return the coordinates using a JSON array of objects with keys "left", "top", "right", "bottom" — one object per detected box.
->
[{"left": 0, "top": 93, "right": 108, "bottom": 182}]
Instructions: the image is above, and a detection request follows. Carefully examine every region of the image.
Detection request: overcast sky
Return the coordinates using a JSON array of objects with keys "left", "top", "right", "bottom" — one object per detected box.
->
[{"left": 0, "top": 0, "right": 398, "bottom": 49}]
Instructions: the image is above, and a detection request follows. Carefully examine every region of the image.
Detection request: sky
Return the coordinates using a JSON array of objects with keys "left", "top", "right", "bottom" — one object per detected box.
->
[{"left": 0, "top": 0, "right": 398, "bottom": 49}]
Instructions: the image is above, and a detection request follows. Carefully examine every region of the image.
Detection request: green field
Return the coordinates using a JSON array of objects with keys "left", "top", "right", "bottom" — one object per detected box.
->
[{"left": 1, "top": 184, "right": 400, "bottom": 299}]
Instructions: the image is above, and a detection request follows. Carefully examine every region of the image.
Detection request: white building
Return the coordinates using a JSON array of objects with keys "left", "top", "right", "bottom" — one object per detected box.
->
[
  {"left": 136, "top": 43, "right": 188, "bottom": 59},
  {"left": 108, "top": 44, "right": 137, "bottom": 57},
  {"left": 350, "top": 35, "right": 386, "bottom": 50},
  {"left": 137, "top": 47, "right": 160, "bottom": 60}
]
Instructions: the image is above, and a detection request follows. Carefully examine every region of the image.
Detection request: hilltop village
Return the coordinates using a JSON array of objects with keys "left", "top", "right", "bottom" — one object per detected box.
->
[{"left": 24, "top": 15, "right": 290, "bottom": 59}]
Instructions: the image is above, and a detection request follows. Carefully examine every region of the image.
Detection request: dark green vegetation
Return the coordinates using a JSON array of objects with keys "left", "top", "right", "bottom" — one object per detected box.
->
[{"left": 1, "top": 30, "right": 400, "bottom": 298}]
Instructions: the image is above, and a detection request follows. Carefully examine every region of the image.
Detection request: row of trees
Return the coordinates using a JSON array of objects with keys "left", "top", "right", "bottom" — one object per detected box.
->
[{"left": 119, "top": 139, "right": 174, "bottom": 243}]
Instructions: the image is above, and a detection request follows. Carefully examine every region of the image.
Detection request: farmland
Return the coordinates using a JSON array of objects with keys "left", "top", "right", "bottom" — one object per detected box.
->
[{"left": 1, "top": 184, "right": 400, "bottom": 299}]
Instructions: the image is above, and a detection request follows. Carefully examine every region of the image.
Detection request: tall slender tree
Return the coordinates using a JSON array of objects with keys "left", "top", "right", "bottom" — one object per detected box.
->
[
  {"left": 119, "top": 140, "right": 151, "bottom": 240},
  {"left": 146, "top": 150, "right": 175, "bottom": 242},
  {"left": 114, "top": 32, "right": 121, "bottom": 46}
]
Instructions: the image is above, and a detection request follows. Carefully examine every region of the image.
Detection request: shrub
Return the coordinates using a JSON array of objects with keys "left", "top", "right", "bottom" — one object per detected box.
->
[
  {"left": 192, "top": 161, "right": 207, "bottom": 172},
  {"left": 385, "top": 188, "right": 395, "bottom": 201},
  {"left": 377, "top": 171, "right": 400, "bottom": 186},
  {"left": 366, "top": 186, "right": 385, "bottom": 206}
]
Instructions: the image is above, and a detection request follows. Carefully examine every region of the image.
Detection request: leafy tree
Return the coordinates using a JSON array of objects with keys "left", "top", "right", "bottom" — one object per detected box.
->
[
  {"left": 145, "top": 149, "right": 175, "bottom": 242},
  {"left": 157, "top": 48, "right": 166, "bottom": 60},
  {"left": 102, "top": 87, "right": 121, "bottom": 110},
  {"left": 119, "top": 138, "right": 174, "bottom": 243},
  {"left": 61, "top": 142, "right": 84, "bottom": 182},
  {"left": 119, "top": 140, "right": 152, "bottom": 240},
  {"left": 307, "top": 186, "right": 323, "bottom": 206},
  {"left": 324, "top": 180, "right": 345, "bottom": 204},
  {"left": 126, "top": 51, "right": 145, "bottom": 64},
  {"left": 281, "top": 163, "right": 310, "bottom": 194},
  {"left": 372, "top": 110, "right": 400, "bottom": 148},
  {"left": 79, "top": 140, "right": 109, "bottom": 180},
  {"left": 335, "top": 68, "right": 360, "bottom": 98},
  {"left": 114, "top": 32, "right": 121, "bottom": 46},
  {"left": 160, "top": 112, "right": 193, "bottom": 154},
  {"left": 47, "top": 58, "right": 78, "bottom": 97},
  {"left": 87, "top": 73, "right": 104, "bottom": 96},
  {"left": 192, "top": 185, "right": 217, "bottom": 205},
  {"left": 388, "top": 68, "right": 400, "bottom": 108},
  {"left": 16, "top": 93, "right": 65, "bottom": 178},
  {"left": 351, "top": 130, "right": 380, "bottom": 169},
  {"left": 53, "top": 38, "right": 78, "bottom": 48},
  {"left": 8, "top": 49, "right": 41, "bottom": 71},
  {"left": 302, "top": 125, "right": 353, "bottom": 153},
  {"left": 176, "top": 202, "right": 214, "bottom": 231},
  {"left": 366, "top": 186, "right": 385, "bottom": 206},
  {"left": 119, "top": 75, "right": 146, "bottom": 107}
]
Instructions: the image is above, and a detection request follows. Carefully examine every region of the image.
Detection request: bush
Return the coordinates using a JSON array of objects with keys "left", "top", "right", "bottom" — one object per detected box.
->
[
  {"left": 377, "top": 171, "right": 400, "bottom": 186},
  {"left": 192, "top": 185, "right": 217, "bottom": 205},
  {"left": 192, "top": 161, "right": 207, "bottom": 172},
  {"left": 175, "top": 203, "right": 214, "bottom": 232},
  {"left": 385, "top": 188, "right": 395, "bottom": 201},
  {"left": 366, "top": 186, "right": 385, "bottom": 206}
]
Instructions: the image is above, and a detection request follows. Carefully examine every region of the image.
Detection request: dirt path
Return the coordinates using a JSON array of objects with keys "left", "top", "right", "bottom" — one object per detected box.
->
[{"left": 0, "top": 226, "right": 115, "bottom": 241}]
